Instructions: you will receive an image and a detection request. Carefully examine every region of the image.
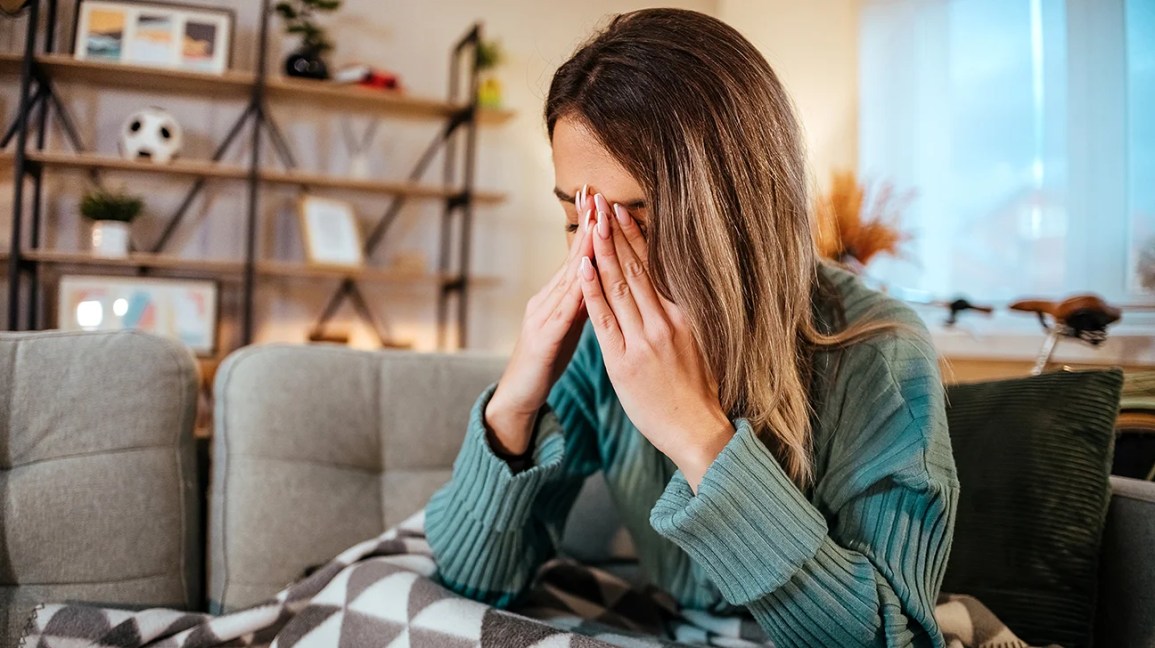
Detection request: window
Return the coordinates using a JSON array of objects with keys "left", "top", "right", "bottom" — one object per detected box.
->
[{"left": 859, "top": 0, "right": 1154, "bottom": 321}]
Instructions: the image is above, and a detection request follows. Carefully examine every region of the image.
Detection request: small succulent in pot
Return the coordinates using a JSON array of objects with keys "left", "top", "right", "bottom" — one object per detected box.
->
[
  {"left": 80, "top": 187, "right": 143, "bottom": 258},
  {"left": 80, "top": 187, "right": 143, "bottom": 223}
]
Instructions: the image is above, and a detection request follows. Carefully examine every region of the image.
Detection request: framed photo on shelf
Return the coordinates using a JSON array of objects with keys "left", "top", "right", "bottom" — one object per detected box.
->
[
  {"left": 299, "top": 195, "right": 366, "bottom": 269},
  {"left": 57, "top": 274, "right": 219, "bottom": 356},
  {"left": 73, "top": 0, "right": 234, "bottom": 75}
]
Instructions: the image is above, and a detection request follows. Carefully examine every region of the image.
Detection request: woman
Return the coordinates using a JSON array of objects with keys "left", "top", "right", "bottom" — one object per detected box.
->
[{"left": 427, "top": 8, "right": 958, "bottom": 647}]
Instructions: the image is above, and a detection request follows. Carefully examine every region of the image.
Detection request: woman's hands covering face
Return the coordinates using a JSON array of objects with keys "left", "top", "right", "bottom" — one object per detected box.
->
[
  {"left": 485, "top": 187, "right": 595, "bottom": 455},
  {"left": 580, "top": 193, "right": 734, "bottom": 491}
]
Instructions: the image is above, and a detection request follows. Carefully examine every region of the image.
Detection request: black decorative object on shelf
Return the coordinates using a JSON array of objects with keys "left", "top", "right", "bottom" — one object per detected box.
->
[{"left": 284, "top": 46, "right": 328, "bottom": 80}]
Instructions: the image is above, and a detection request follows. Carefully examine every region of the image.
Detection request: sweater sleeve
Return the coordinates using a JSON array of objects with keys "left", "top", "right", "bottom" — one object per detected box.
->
[
  {"left": 649, "top": 342, "right": 959, "bottom": 647},
  {"left": 425, "top": 325, "right": 603, "bottom": 607}
]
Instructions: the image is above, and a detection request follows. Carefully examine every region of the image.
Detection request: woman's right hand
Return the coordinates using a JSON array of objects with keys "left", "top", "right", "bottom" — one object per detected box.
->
[{"left": 485, "top": 188, "right": 595, "bottom": 455}]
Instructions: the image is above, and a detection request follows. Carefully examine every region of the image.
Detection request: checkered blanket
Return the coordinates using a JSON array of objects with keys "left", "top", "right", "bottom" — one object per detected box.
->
[{"left": 21, "top": 512, "right": 1049, "bottom": 648}]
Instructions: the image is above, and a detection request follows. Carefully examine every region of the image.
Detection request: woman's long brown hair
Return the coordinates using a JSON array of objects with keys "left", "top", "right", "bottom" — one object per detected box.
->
[{"left": 546, "top": 9, "right": 894, "bottom": 487}]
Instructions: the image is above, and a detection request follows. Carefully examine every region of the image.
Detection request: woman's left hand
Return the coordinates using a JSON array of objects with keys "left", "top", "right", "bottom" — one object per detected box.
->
[{"left": 580, "top": 194, "right": 735, "bottom": 492}]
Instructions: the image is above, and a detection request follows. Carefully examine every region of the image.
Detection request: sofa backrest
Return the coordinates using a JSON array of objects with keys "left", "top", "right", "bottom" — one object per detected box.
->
[
  {"left": 1095, "top": 475, "right": 1155, "bottom": 648},
  {"left": 208, "top": 344, "right": 507, "bottom": 612},
  {"left": 0, "top": 330, "right": 201, "bottom": 646}
]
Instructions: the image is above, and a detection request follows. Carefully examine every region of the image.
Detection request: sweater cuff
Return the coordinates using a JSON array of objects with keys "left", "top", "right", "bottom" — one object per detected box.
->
[
  {"left": 649, "top": 419, "right": 828, "bottom": 605},
  {"left": 442, "top": 383, "right": 566, "bottom": 531}
]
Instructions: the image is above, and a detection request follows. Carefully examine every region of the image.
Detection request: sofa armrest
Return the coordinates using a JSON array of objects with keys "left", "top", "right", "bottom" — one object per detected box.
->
[
  {"left": 1094, "top": 476, "right": 1155, "bottom": 648},
  {"left": 208, "top": 345, "right": 505, "bottom": 613},
  {"left": 0, "top": 331, "right": 201, "bottom": 646}
]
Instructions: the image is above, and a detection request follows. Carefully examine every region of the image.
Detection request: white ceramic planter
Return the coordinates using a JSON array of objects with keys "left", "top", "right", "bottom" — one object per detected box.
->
[{"left": 90, "top": 220, "right": 131, "bottom": 258}]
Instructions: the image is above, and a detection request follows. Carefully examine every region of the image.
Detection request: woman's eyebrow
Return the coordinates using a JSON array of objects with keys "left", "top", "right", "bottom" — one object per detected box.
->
[{"left": 552, "top": 187, "right": 647, "bottom": 210}]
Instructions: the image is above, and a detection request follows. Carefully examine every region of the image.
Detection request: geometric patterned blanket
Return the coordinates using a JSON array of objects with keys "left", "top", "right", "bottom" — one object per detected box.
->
[{"left": 21, "top": 512, "right": 1052, "bottom": 648}]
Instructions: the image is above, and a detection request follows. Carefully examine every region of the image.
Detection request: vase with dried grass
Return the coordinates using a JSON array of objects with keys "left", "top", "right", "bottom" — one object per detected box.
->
[{"left": 814, "top": 170, "right": 913, "bottom": 273}]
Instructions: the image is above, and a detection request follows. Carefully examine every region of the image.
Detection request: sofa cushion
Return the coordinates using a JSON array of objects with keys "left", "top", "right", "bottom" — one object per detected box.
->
[
  {"left": 0, "top": 330, "right": 201, "bottom": 646},
  {"left": 942, "top": 368, "right": 1122, "bottom": 648},
  {"left": 209, "top": 345, "right": 506, "bottom": 613}
]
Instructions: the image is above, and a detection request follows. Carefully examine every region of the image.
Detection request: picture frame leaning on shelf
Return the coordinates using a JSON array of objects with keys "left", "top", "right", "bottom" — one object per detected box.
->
[
  {"left": 298, "top": 195, "right": 366, "bottom": 269},
  {"left": 73, "top": 0, "right": 234, "bottom": 75},
  {"left": 57, "top": 274, "right": 220, "bottom": 356}
]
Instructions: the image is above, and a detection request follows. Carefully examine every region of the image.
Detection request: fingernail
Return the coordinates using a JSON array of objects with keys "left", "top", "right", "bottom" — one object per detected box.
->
[
  {"left": 594, "top": 192, "right": 610, "bottom": 215},
  {"left": 580, "top": 256, "right": 595, "bottom": 281},
  {"left": 597, "top": 208, "right": 610, "bottom": 239},
  {"left": 574, "top": 190, "right": 581, "bottom": 212},
  {"left": 580, "top": 184, "right": 589, "bottom": 210},
  {"left": 613, "top": 203, "right": 629, "bottom": 226},
  {"left": 584, "top": 208, "right": 593, "bottom": 232}
]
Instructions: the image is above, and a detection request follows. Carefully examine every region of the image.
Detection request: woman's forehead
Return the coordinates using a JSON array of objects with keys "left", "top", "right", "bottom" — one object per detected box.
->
[{"left": 551, "top": 116, "right": 645, "bottom": 207}]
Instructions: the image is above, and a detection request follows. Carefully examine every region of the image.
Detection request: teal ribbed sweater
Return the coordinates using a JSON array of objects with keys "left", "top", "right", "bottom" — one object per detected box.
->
[{"left": 426, "top": 265, "right": 959, "bottom": 647}]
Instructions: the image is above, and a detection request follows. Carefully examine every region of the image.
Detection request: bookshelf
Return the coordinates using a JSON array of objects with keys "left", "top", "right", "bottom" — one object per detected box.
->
[{"left": 3, "top": 2, "right": 510, "bottom": 350}]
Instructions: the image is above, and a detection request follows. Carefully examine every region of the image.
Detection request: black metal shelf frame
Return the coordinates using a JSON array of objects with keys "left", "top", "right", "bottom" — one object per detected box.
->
[{"left": 4, "top": 0, "right": 484, "bottom": 350}]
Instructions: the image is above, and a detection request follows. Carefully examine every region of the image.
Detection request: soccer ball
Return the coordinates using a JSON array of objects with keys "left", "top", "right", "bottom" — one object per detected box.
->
[{"left": 119, "top": 107, "right": 183, "bottom": 164}]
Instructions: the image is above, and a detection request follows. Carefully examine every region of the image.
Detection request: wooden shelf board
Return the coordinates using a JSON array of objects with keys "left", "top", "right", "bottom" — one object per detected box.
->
[
  {"left": 0, "top": 52, "right": 23, "bottom": 76},
  {"left": 266, "top": 77, "right": 455, "bottom": 118},
  {"left": 36, "top": 54, "right": 254, "bottom": 98},
  {"left": 11, "top": 152, "right": 505, "bottom": 203},
  {"left": 27, "top": 151, "right": 250, "bottom": 180},
  {"left": 24, "top": 250, "right": 244, "bottom": 275},
  {"left": 479, "top": 108, "right": 516, "bottom": 125},
  {"left": 259, "top": 261, "right": 442, "bottom": 283},
  {"left": 260, "top": 167, "right": 506, "bottom": 203},
  {"left": 265, "top": 77, "right": 513, "bottom": 124},
  {"left": 258, "top": 261, "right": 497, "bottom": 286},
  {"left": 468, "top": 275, "right": 502, "bottom": 288},
  {"left": 1, "top": 55, "right": 514, "bottom": 123},
  {"left": 17, "top": 251, "right": 500, "bottom": 288}
]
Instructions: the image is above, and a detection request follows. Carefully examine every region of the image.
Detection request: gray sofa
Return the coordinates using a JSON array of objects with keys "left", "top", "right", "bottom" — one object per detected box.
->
[{"left": 2, "top": 331, "right": 1154, "bottom": 647}]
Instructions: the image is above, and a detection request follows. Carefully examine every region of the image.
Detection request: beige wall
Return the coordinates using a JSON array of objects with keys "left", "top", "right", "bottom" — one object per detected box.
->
[{"left": 718, "top": 0, "right": 861, "bottom": 190}]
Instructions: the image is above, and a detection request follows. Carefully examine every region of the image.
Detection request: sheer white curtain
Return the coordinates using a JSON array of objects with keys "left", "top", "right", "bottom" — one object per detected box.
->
[
  {"left": 858, "top": 0, "right": 1152, "bottom": 315},
  {"left": 1127, "top": 0, "right": 1155, "bottom": 292}
]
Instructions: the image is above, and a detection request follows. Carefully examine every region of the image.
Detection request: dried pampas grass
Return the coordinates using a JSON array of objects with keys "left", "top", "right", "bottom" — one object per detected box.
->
[{"left": 814, "top": 171, "right": 913, "bottom": 269}]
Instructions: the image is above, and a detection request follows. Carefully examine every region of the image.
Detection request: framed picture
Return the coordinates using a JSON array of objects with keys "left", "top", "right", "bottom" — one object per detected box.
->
[
  {"left": 73, "top": 0, "right": 234, "bottom": 75},
  {"left": 58, "top": 275, "right": 219, "bottom": 356},
  {"left": 299, "top": 195, "right": 366, "bottom": 268}
]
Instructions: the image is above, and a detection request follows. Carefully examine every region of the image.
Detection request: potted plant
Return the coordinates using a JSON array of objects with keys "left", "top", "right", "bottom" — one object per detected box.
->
[
  {"left": 80, "top": 187, "right": 143, "bottom": 258},
  {"left": 275, "top": 0, "right": 341, "bottom": 80},
  {"left": 476, "top": 38, "right": 504, "bottom": 109}
]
